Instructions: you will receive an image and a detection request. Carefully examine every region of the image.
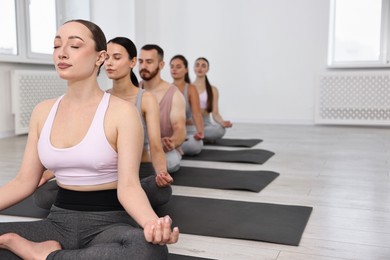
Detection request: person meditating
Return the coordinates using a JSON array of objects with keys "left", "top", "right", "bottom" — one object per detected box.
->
[
  {"left": 0, "top": 19, "right": 178, "bottom": 260},
  {"left": 193, "top": 57, "right": 232, "bottom": 143}
]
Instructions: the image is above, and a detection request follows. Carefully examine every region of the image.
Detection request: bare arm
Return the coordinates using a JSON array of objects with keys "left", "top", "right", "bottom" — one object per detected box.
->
[
  {"left": 142, "top": 92, "right": 172, "bottom": 186},
  {"left": 0, "top": 102, "right": 47, "bottom": 210},
  {"left": 188, "top": 84, "right": 204, "bottom": 140},
  {"left": 115, "top": 100, "right": 156, "bottom": 225},
  {"left": 211, "top": 86, "right": 232, "bottom": 128},
  {"left": 113, "top": 98, "right": 178, "bottom": 243},
  {"left": 162, "top": 89, "right": 186, "bottom": 150}
]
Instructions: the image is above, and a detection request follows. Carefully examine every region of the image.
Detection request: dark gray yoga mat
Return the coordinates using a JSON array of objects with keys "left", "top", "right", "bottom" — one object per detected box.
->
[
  {"left": 206, "top": 138, "right": 262, "bottom": 147},
  {"left": 169, "top": 254, "right": 216, "bottom": 260},
  {"left": 171, "top": 167, "right": 279, "bottom": 192},
  {"left": 156, "top": 195, "right": 312, "bottom": 246},
  {"left": 1, "top": 195, "right": 49, "bottom": 218},
  {"left": 1, "top": 195, "right": 312, "bottom": 246},
  {"left": 182, "top": 149, "right": 274, "bottom": 164}
]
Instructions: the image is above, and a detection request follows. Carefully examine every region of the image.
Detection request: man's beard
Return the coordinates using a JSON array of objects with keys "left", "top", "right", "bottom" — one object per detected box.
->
[{"left": 140, "top": 67, "right": 160, "bottom": 81}]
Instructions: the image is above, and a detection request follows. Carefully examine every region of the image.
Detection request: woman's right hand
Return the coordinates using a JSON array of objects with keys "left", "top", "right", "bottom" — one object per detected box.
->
[{"left": 144, "top": 216, "right": 179, "bottom": 245}]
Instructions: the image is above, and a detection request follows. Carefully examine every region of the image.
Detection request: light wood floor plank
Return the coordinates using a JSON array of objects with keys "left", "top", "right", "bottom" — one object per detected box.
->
[{"left": 1, "top": 124, "right": 390, "bottom": 259}]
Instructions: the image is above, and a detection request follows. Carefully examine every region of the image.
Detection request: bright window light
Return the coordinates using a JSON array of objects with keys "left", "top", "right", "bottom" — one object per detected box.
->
[
  {"left": 328, "top": 0, "right": 390, "bottom": 67},
  {"left": 0, "top": 0, "right": 17, "bottom": 55}
]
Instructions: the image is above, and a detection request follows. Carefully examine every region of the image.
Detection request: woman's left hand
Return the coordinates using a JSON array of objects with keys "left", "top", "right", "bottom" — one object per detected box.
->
[
  {"left": 222, "top": 121, "right": 233, "bottom": 128},
  {"left": 155, "top": 171, "right": 173, "bottom": 187},
  {"left": 194, "top": 132, "right": 204, "bottom": 140}
]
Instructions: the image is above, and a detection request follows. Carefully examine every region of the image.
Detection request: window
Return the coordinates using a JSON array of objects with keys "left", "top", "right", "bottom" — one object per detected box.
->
[
  {"left": 0, "top": 0, "right": 57, "bottom": 64},
  {"left": 28, "top": 0, "right": 57, "bottom": 57},
  {"left": 328, "top": 0, "right": 390, "bottom": 68},
  {"left": 0, "top": 0, "right": 17, "bottom": 56}
]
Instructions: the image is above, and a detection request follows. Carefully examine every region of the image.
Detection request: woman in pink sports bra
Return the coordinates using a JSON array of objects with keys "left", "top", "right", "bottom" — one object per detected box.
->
[
  {"left": 0, "top": 20, "right": 178, "bottom": 259},
  {"left": 34, "top": 37, "right": 173, "bottom": 210},
  {"left": 193, "top": 57, "right": 232, "bottom": 143}
]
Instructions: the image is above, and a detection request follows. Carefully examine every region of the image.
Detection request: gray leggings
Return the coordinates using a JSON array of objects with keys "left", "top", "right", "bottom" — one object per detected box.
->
[
  {"left": 165, "top": 150, "right": 181, "bottom": 173},
  {"left": 0, "top": 206, "right": 167, "bottom": 259},
  {"left": 203, "top": 115, "right": 226, "bottom": 142},
  {"left": 181, "top": 125, "right": 203, "bottom": 156}
]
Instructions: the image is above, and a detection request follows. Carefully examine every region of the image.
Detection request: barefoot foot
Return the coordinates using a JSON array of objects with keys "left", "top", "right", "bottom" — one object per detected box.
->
[{"left": 0, "top": 233, "right": 61, "bottom": 260}]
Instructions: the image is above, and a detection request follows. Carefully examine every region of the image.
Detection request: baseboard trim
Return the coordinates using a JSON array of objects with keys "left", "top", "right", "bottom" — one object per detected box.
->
[{"left": 0, "top": 130, "right": 15, "bottom": 139}]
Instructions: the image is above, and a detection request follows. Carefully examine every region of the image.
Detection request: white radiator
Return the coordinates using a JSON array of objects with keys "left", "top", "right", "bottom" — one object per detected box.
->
[
  {"left": 11, "top": 70, "right": 67, "bottom": 135},
  {"left": 315, "top": 72, "right": 390, "bottom": 126}
]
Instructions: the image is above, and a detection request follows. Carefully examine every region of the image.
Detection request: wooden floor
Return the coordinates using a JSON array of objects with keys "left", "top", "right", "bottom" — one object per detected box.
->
[{"left": 0, "top": 123, "right": 389, "bottom": 260}]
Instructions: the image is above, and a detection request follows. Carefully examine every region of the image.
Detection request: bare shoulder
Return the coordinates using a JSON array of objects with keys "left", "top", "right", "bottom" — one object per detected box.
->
[
  {"left": 140, "top": 91, "right": 159, "bottom": 114},
  {"left": 30, "top": 97, "right": 58, "bottom": 134},
  {"left": 32, "top": 98, "right": 57, "bottom": 120},
  {"left": 106, "top": 95, "right": 140, "bottom": 136},
  {"left": 34, "top": 97, "right": 57, "bottom": 110},
  {"left": 188, "top": 84, "right": 199, "bottom": 94},
  {"left": 211, "top": 85, "right": 220, "bottom": 95},
  {"left": 108, "top": 94, "right": 136, "bottom": 115},
  {"left": 141, "top": 90, "right": 158, "bottom": 103}
]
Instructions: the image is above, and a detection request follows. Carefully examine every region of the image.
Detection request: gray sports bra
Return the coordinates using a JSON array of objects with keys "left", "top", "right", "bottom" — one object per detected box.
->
[{"left": 134, "top": 89, "right": 149, "bottom": 147}]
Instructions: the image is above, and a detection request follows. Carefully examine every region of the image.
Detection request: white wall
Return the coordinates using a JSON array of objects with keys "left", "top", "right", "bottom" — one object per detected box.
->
[
  {"left": 90, "top": 0, "right": 136, "bottom": 42},
  {"left": 57, "top": 0, "right": 90, "bottom": 24},
  {"left": 0, "top": 0, "right": 387, "bottom": 137},
  {"left": 130, "top": 0, "right": 331, "bottom": 124},
  {"left": 90, "top": 0, "right": 137, "bottom": 90},
  {"left": 92, "top": 0, "right": 332, "bottom": 125}
]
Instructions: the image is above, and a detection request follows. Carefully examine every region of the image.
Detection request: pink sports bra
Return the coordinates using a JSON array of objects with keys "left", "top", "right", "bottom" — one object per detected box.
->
[
  {"left": 38, "top": 92, "right": 118, "bottom": 186},
  {"left": 199, "top": 90, "right": 208, "bottom": 109}
]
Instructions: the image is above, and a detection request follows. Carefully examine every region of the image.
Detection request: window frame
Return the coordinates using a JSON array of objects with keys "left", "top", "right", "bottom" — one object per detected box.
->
[
  {"left": 0, "top": 0, "right": 59, "bottom": 65},
  {"left": 327, "top": 0, "right": 390, "bottom": 68}
]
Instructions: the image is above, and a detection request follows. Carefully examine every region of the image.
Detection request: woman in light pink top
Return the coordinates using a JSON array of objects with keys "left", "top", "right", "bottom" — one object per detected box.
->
[
  {"left": 193, "top": 57, "right": 232, "bottom": 143},
  {"left": 0, "top": 20, "right": 178, "bottom": 259}
]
